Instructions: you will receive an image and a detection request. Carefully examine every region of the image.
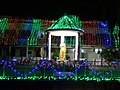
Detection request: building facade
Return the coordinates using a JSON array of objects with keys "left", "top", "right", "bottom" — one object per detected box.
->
[{"left": 0, "top": 15, "right": 113, "bottom": 61}]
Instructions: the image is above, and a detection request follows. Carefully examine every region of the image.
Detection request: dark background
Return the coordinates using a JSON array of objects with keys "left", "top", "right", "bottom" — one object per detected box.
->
[
  {"left": 0, "top": 0, "right": 119, "bottom": 22},
  {"left": 0, "top": 80, "right": 120, "bottom": 90},
  {"left": 0, "top": 0, "right": 119, "bottom": 35},
  {"left": 0, "top": 0, "right": 120, "bottom": 28}
]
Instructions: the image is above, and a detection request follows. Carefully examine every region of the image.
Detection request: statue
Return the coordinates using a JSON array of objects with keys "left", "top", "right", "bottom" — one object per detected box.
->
[{"left": 59, "top": 43, "right": 66, "bottom": 60}]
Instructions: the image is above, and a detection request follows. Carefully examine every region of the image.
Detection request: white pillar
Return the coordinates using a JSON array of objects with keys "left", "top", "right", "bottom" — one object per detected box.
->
[
  {"left": 61, "top": 35, "right": 64, "bottom": 44},
  {"left": 75, "top": 33, "right": 78, "bottom": 60},
  {"left": 48, "top": 33, "right": 51, "bottom": 60}
]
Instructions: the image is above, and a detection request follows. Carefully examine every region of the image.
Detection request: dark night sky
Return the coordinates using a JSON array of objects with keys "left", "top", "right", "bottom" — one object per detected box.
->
[{"left": 0, "top": 0, "right": 119, "bottom": 28}]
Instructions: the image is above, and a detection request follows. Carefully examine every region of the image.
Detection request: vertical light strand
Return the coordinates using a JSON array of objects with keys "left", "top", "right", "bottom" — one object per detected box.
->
[{"left": 113, "top": 24, "right": 119, "bottom": 48}]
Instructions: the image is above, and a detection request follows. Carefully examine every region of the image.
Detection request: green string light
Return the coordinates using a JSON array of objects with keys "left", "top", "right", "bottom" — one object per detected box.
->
[
  {"left": 113, "top": 24, "right": 119, "bottom": 47},
  {"left": 28, "top": 19, "right": 42, "bottom": 45},
  {"left": 0, "top": 18, "right": 9, "bottom": 36},
  {"left": 47, "top": 15, "right": 82, "bottom": 31}
]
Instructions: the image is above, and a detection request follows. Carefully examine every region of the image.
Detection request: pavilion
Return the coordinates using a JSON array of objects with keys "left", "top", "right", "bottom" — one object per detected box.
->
[{"left": 45, "top": 15, "right": 84, "bottom": 60}]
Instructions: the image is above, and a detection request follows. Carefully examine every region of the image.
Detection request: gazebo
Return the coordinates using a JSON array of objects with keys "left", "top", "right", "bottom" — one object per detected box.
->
[{"left": 45, "top": 15, "right": 84, "bottom": 60}]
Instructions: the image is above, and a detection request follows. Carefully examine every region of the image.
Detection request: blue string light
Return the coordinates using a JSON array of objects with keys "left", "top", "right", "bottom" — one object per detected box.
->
[{"left": 0, "top": 60, "right": 115, "bottom": 80}]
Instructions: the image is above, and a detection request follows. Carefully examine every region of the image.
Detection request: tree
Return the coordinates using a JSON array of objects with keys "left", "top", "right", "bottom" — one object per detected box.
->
[{"left": 100, "top": 46, "right": 120, "bottom": 65}]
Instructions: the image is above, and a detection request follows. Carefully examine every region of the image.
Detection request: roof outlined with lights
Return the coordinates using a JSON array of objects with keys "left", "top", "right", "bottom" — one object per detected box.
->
[{"left": 46, "top": 15, "right": 84, "bottom": 32}]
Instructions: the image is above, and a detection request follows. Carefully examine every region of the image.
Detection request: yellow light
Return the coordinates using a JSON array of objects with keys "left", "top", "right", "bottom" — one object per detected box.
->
[{"left": 59, "top": 43, "right": 66, "bottom": 60}]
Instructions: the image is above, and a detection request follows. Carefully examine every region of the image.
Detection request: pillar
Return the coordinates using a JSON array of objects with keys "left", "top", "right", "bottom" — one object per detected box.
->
[
  {"left": 48, "top": 33, "right": 51, "bottom": 60},
  {"left": 46, "top": 32, "right": 49, "bottom": 58},
  {"left": 75, "top": 33, "right": 78, "bottom": 60},
  {"left": 78, "top": 35, "right": 80, "bottom": 60},
  {"left": 61, "top": 35, "right": 64, "bottom": 44}
]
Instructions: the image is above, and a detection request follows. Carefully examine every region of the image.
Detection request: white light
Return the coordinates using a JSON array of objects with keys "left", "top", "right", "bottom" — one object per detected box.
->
[
  {"left": 50, "top": 31, "right": 78, "bottom": 36},
  {"left": 95, "top": 49, "right": 98, "bottom": 53},
  {"left": 95, "top": 48, "right": 102, "bottom": 53},
  {"left": 100, "top": 49, "right": 102, "bottom": 52},
  {"left": 73, "top": 49, "right": 75, "bottom": 52},
  {"left": 81, "top": 49, "right": 84, "bottom": 53}
]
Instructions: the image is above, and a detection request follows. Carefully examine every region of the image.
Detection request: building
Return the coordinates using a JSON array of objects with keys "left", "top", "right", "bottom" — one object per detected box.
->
[{"left": 0, "top": 15, "right": 113, "bottom": 61}]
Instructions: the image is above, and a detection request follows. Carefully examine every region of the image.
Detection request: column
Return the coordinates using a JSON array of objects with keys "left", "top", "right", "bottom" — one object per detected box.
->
[
  {"left": 78, "top": 35, "right": 80, "bottom": 60},
  {"left": 61, "top": 35, "right": 64, "bottom": 44},
  {"left": 46, "top": 32, "right": 49, "bottom": 58},
  {"left": 48, "top": 33, "right": 51, "bottom": 60},
  {"left": 75, "top": 33, "right": 78, "bottom": 60}
]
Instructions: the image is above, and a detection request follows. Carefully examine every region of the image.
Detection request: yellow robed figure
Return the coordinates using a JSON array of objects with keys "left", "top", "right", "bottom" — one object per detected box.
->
[{"left": 59, "top": 43, "right": 66, "bottom": 60}]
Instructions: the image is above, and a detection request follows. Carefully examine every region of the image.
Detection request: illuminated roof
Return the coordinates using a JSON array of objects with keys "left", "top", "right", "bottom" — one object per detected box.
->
[{"left": 46, "top": 15, "right": 84, "bottom": 32}]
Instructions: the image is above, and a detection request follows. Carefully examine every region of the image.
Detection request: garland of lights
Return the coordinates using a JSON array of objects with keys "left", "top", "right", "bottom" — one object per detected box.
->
[
  {"left": 0, "top": 18, "right": 53, "bottom": 45},
  {"left": 113, "top": 24, "right": 119, "bottom": 47},
  {"left": 0, "top": 60, "right": 114, "bottom": 81},
  {"left": 0, "top": 16, "right": 113, "bottom": 47}
]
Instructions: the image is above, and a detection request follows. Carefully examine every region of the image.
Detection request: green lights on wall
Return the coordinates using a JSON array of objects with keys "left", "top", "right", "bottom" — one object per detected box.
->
[
  {"left": 113, "top": 24, "right": 119, "bottom": 47},
  {"left": 0, "top": 18, "right": 9, "bottom": 36},
  {"left": 27, "top": 19, "right": 42, "bottom": 45},
  {"left": 0, "top": 16, "right": 114, "bottom": 47},
  {"left": 0, "top": 17, "right": 53, "bottom": 45}
]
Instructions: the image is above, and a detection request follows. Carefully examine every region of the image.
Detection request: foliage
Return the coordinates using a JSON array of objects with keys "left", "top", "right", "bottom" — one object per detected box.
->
[
  {"left": 52, "top": 49, "right": 59, "bottom": 60},
  {"left": 100, "top": 46, "right": 120, "bottom": 61}
]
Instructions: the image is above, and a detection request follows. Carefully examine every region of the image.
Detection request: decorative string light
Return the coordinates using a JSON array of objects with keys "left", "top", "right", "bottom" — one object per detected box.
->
[
  {"left": 81, "top": 21, "right": 112, "bottom": 46},
  {"left": 0, "top": 60, "right": 117, "bottom": 81},
  {"left": 113, "top": 24, "right": 119, "bottom": 47},
  {"left": 0, "top": 16, "right": 112, "bottom": 47}
]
